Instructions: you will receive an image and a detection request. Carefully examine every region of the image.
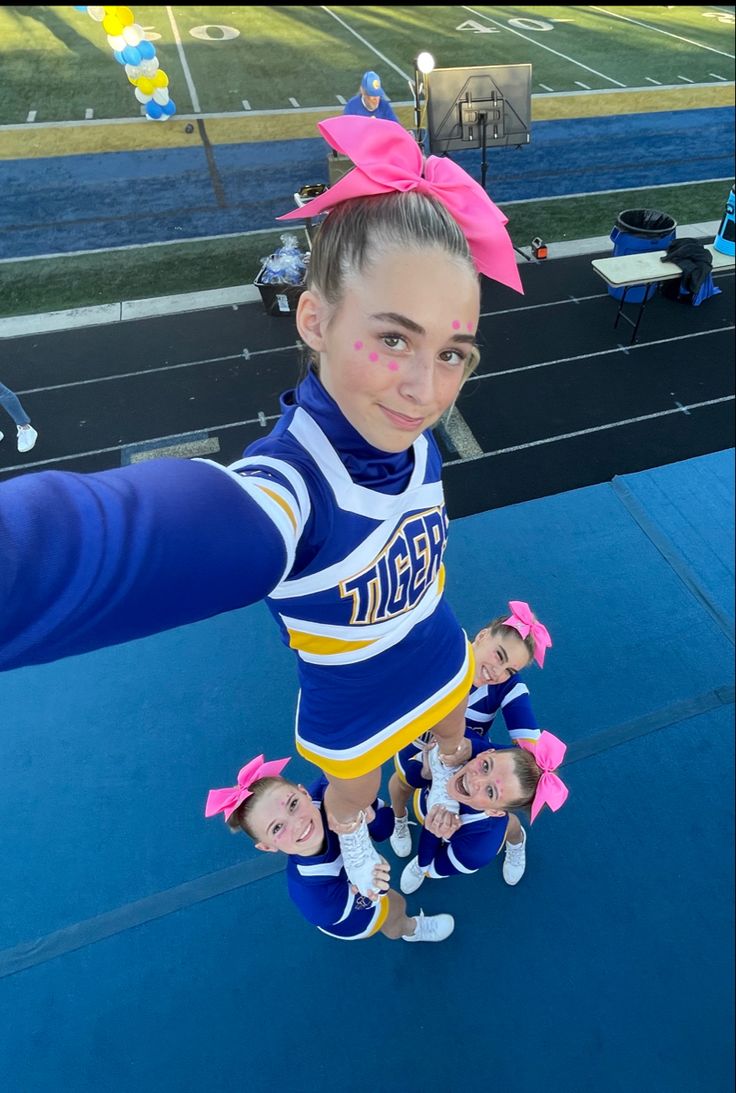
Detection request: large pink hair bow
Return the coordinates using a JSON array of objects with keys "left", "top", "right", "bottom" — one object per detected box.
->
[
  {"left": 277, "top": 115, "right": 523, "bottom": 293},
  {"left": 519, "top": 731, "right": 569, "bottom": 823},
  {"left": 505, "top": 600, "right": 552, "bottom": 667},
  {"left": 205, "top": 754, "right": 291, "bottom": 821}
]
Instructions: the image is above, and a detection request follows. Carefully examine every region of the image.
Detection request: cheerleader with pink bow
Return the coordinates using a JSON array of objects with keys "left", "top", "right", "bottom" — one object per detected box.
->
[
  {"left": 0, "top": 114, "right": 523, "bottom": 905},
  {"left": 205, "top": 754, "right": 457, "bottom": 943},
  {"left": 397, "top": 730, "right": 569, "bottom": 898},
  {"left": 390, "top": 599, "right": 559, "bottom": 882}
]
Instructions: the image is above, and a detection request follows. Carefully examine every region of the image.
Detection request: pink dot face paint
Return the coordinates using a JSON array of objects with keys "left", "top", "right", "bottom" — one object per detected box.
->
[
  {"left": 388, "top": 361, "right": 399, "bottom": 372},
  {"left": 466, "top": 322, "right": 474, "bottom": 332},
  {"left": 353, "top": 340, "right": 364, "bottom": 351},
  {"left": 368, "top": 352, "right": 379, "bottom": 362},
  {"left": 452, "top": 320, "right": 461, "bottom": 330}
]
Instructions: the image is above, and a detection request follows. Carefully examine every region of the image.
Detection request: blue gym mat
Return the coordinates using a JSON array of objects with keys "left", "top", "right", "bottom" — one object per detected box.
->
[{"left": 0, "top": 449, "right": 733, "bottom": 1093}]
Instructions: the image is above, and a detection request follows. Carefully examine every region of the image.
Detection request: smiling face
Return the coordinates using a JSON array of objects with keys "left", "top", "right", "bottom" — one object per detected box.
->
[
  {"left": 249, "top": 783, "right": 326, "bottom": 856},
  {"left": 446, "top": 749, "right": 524, "bottom": 814},
  {"left": 472, "top": 626, "right": 532, "bottom": 686},
  {"left": 297, "top": 246, "right": 479, "bottom": 453}
]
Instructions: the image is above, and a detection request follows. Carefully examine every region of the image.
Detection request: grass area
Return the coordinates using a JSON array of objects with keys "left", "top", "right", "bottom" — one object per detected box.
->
[{"left": 0, "top": 180, "right": 727, "bottom": 320}]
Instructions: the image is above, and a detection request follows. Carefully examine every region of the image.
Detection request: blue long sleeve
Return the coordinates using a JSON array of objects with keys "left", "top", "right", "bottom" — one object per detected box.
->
[{"left": 0, "top": 458, "right": 287, "bottom": 671}]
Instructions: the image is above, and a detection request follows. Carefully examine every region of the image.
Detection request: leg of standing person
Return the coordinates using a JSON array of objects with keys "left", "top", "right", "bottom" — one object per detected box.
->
[
  {"left": 0, "top": 382, "right": 38, "bottom": 453},
  {"left": 380, "top": 888, "right": 453, "bottom": 942}
]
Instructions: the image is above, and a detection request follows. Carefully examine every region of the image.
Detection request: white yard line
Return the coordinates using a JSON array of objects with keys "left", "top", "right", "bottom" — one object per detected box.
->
[
  {"left": 166, "top": 5, "right": 201, "bottom": 113},
  {"left": 591, "top": 7, "right": 735, "bottom": 59},
  {"left": 321, "top": 6, "right": 412, "bottom": 80},
  {"left": 462, "top": 6, "right": 626, "bottom": 86}
]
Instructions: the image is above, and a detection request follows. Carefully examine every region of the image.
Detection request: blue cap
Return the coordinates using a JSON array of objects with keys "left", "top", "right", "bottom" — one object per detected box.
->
[{"left": 361, "top": 70, "right": 386, "bottom": 99}]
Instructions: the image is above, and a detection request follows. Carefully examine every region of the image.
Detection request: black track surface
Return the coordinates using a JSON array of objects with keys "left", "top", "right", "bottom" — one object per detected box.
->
[{"left": 1, "top": 248, "right": 733, "bottom": 519}]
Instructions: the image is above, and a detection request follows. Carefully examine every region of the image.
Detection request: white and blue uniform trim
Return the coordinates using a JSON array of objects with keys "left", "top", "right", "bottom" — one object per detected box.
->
[{"left": 465, "top": 678, "right": 540, "bottom": 744}]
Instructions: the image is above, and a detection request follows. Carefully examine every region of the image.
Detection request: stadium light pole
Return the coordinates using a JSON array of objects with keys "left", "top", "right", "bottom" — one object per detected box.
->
[{"left": 412, "top": 51, "right": 435, "bottom": 148}]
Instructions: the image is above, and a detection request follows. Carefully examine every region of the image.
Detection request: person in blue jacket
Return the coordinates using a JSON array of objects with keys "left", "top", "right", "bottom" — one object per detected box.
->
[{"left": 343, "top": 70, "right": 400, "bottom": 123}]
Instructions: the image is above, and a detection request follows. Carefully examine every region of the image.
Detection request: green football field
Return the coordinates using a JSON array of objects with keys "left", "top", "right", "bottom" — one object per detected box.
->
[{"left": 0, "top": 5, "right": 733, "bottom": 125}]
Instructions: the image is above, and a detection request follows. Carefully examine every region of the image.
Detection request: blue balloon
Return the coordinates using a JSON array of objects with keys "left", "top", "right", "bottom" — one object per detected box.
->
[
  {"left": 121, "top": 45, "right": 142, "bottom": 66},
  {"left": 146, "top": 101, "right": 164, "bottom": 120},
  {"left": 73, "top": 6, "right": 87, "bottom": 10},
  {"left": 137, "top": 40, "right": 156, "bottom": 61},
  {"left": 113, "top": 50, "right": 126, "bottom": 65},
  {"left": 162, "top": 99, "right": 176, "bottom": 116}
]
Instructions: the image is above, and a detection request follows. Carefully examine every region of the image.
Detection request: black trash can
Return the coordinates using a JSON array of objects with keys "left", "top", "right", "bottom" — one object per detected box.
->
[{"left": 609, "top": 209, "right": 677, "bottom": 302}]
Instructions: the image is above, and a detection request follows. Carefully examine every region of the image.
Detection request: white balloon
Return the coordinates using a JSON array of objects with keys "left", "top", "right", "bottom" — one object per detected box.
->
[
  {"left": 125, "top": 64, "right": 143, "bottom": 79},
  {"left": 139, "top": 57, "right": 160, "bottom": 76},
  {"left": 122, "top": 23, "right": 143, "bottom": 46},
  {"left": 106, "top": 33, "right": 126, "bottom": 51},
  {"left": 152, "top": 87, "right": 170, "bottom": 105},
  {"left": 87, "top": 6, "right": 105, "bottom": 20},
  {"left": 134, "top": 88, "right": 153, "bottom": 103}
]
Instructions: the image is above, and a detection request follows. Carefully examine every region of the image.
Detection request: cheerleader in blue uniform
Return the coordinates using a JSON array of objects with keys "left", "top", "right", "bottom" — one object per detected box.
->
[
  {"left": 205, "top": 754, "right": 455, "bottom": 943},
  {"left": 389, "top": 601, "right": 552, "bottom": 861},
  {"left": 0, "top": 116, "right": 523, "bottom": 898},
  {"left": 396, "top": 731, "right": 568, "bottom": 895}
]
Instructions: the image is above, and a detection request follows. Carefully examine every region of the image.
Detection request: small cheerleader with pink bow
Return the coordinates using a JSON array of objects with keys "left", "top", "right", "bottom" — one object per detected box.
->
[
  {"left": 397, "top": 729, "right": 569, "bottom": 898},
  {"left": 205, "top": 754, "right": 456, "bottom": 944},
  {"left": 389, "top": 599, "right": 553, "bottom": 869}
]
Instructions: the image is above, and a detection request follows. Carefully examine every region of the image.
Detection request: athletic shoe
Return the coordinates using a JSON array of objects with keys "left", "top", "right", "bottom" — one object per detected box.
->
[
  {"left": 389, "top": 812, "right": 412, "bottom": 857},
  {"left": 502, "top": 825, "right": 527, "bottom": 886},
  {"left": 17, "top": 425, "right": 38, "bottom": 453},
  {"left": 400, "top": 855, "right": 427, "bottom": 894},
  {"left": 337, "top": 812, "right": 384, "bottom": 899},
  {"left": 402, "top": 909, "right": 455, "bottom": 943},
  {"left": 0, "top": 430, "right": 4, "bottom": 442},
  {"left": 426, "top": 744, "right": 461, "bottom": 814}
]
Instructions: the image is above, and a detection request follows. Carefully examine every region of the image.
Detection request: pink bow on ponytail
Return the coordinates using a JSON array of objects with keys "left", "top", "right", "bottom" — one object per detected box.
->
[
  {"left": 205, "top": 754, "right": 291, "bottom": 821},
  {"left": 518, "top": 731, "right": 568, "bottom": 823},
  {"left": 277, "top": 115, "right": 523, "bottom": 293},
  {"left": 505, "top": 600, "right": 552, "bottom": 667}
]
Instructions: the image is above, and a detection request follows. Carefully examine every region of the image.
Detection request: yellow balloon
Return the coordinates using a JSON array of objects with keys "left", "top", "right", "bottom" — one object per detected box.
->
[
  {"left": 136, "top": 77, "right": 154, "bottom": 95},
  {"left": 153, "top": 70, "right": 169, "bottom": 89},
  {"left": 103, "top": 6, "right": 120, "bottom": 13},
  {"left": 102, "top": 14, "right": 123, "bottom": 35},
  {"left": 116, "top": 6, "right": 134, "bottom": 25},
  {"left": 127, "top": 73, "right": 138, "bottom": 85}
]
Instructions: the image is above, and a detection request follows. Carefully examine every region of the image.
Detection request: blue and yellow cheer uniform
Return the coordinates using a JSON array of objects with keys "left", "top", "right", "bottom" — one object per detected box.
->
[
  {"left": 465, "top": 678, "right": 540, "bottom": 744},
  {"left": 397, "top": 736, "right": 512, "bottom": 878},
  {"left": 286, "top": 777, "right": 393, "bottom": 939},
  {"left": 0, "top": 371, "right": 473, "bottom": 777}
]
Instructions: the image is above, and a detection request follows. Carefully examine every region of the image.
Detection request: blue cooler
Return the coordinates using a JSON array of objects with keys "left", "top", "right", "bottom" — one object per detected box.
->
[{"left": 609, "top": 209, "right": 677, "bottom": 302}]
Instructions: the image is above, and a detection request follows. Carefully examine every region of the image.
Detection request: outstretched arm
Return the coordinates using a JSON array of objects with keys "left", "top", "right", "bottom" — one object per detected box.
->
[{"left": 0, "top": 458, "right": 291, "bottom": 671}]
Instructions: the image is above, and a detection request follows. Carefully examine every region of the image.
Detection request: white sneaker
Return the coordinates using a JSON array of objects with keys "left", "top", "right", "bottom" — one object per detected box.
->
[
  {"left": 402, "top": 909, "right": 455, "bottom": 943},
  {"left": 337, "top": 812, "right": 385, "bottom": 899},
  {"left": 426, "top": 745, "right": 461, "bottom": 814},
  {"left": 17, "top": 425, "right": 38, "bottom": 453},
  {"left": 400, "top": 855, "right": 427, "bottom": 894},
  {"left": 0, "top": 430, "right": 4, "bottom": 442},
  {"left": 502, "top": 826, "right": 527, "bottom": 885},
  {"left": 389, "top": 812, "right": 413, "bottom": 857}
]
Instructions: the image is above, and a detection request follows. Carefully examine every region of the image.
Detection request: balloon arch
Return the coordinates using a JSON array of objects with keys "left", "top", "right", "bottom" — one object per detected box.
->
[{"left": 74, "top": 6, "right": 177, "bottom": 121}]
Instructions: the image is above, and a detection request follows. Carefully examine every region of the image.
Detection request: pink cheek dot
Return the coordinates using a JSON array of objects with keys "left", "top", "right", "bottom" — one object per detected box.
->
[
  {"left": 452, "top": 320, "right": 461, "bottom": 330},
  {"left": 353, "top": 340, "right": 363, "bottom": 351},
  {"left": 388, "top": 360, "right": 399, "bottom": 371},
  {"left": 466, "top": 322, "right": 474, "bottom": 332},
  {"left": 368, "top": 352, "right": 379, "bottom": 362}
]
